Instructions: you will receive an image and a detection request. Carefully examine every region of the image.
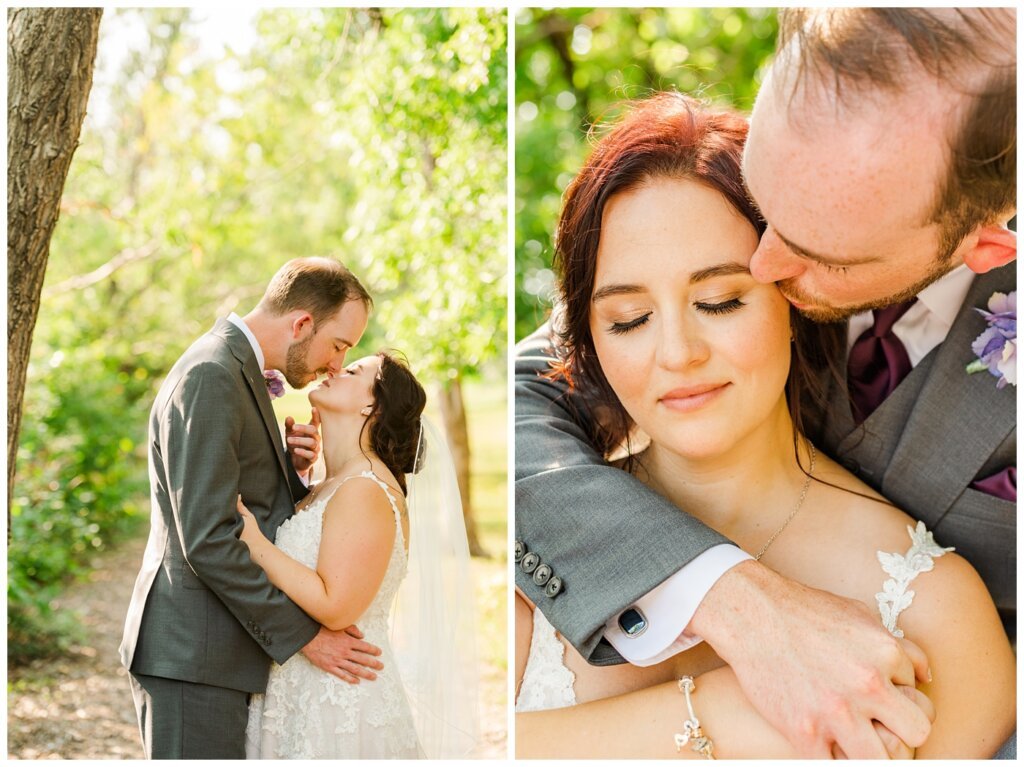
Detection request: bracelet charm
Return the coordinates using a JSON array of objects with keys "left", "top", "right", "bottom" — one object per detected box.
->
[{"left": 674, "top": 676, "right": 715, "bottom": 759}]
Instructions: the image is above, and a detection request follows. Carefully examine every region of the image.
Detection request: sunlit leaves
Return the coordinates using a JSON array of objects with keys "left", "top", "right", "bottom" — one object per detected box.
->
[{"left": 514, "top": 8, "right": 778, "bottom": 339}]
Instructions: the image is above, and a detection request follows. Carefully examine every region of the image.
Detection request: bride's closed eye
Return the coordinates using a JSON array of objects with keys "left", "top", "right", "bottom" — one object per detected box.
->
[
  {"left": 694, "top": 297, "right": 745, "bottom": 315},
  {"left": 608, "top": 313, "right": 651, "bottom": 335}
]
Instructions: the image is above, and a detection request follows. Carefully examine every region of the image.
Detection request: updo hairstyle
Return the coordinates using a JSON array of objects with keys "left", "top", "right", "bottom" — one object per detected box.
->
[{"left": 363, "top": 351, "right": 427, "bottom": 495}]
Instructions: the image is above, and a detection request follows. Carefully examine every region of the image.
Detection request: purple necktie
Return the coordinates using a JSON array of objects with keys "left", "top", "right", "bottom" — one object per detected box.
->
[{"left": 847, "top": 299, "right": 917, "bottom": 425}]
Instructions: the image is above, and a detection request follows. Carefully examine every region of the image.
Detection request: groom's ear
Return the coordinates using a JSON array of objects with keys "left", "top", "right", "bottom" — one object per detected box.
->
[
  {"left": 962, "top": 223, "right": 1016, "bottom": 274},
  {"left": 290, "top": 311, "right": 315, "bottom": 339}
]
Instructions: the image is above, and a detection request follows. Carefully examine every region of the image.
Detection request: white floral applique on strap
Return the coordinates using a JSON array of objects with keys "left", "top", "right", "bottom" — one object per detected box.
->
[{"left": 876, "top": 521, "right": 954, "bottom": 638}]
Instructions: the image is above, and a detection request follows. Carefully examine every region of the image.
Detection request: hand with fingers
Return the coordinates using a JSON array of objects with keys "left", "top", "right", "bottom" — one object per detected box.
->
[
  {"left": 834, "top": 687, "right": 937, "bottom": 759},
  {"left": 235, "top": 495, "right": 266, "bottom": 549},
  {"left": 286, "top": 407, "right": 322, "bottom": 479},
  {"left": 692, "top": 560, "right": 935, "bottom": 759},
  {"left": 301, "top": 624, "right": 385, "bottom": 685}
]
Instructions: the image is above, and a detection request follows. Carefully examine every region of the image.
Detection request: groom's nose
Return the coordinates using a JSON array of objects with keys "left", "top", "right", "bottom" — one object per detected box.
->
[
  {"left": 750, "top": 227, "right": 806, "bottom": 284},
  {"left": 326, "top": 355, "right": 345, "bottom": 375}
]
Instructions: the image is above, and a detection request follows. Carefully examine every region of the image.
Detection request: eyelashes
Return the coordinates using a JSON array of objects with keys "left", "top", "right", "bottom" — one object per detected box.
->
[
  {"left": 606, "top": 298, "right": 746, "bottom": 335},
  {"left": 695, "top": 298, "right": 745, "bottom": 316},
  {"left": 608, "top": 314, "right": 651, "bottom": 335},
  {"left": 820, "top": 262, "right": 850, "bottom": 274}
]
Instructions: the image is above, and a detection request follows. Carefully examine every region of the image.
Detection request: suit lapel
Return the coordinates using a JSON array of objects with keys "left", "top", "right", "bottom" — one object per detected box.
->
[
  {"left": 212, "top": 319, "right": 292, "bottom": 487},
  {"left": 881, "top": 264, "right": 1016, "bottom": 524}
]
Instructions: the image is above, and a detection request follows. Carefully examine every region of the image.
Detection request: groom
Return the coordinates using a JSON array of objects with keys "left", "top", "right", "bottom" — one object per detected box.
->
[
  {"left": 516, "top": 7, "right": 1015, "bottom": 759},
  {"left": 120, "top": 257, "right": 382, "bottom": 758}
]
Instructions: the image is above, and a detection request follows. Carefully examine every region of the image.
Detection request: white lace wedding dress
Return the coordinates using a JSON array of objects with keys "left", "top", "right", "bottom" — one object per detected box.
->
[
  {"left": 516, "top": 522, "right": 952, "bottom": 712},
  {"left": 245, "top": 472, "right": 425, "bottom": 759}
]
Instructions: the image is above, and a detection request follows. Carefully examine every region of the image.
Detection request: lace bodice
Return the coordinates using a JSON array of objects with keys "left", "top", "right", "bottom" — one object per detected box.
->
[
  {"left": 515, "top": 607, "right": 577, "bottom": 712},
  {"left": 275, "top": 472, "right": 409, "bottom": 629},
  {"left": 515, "top": 522, "right": 953, "bottom": 712},
  {"left": 245, "top": 471, "right": 423, "bottom": 759}
]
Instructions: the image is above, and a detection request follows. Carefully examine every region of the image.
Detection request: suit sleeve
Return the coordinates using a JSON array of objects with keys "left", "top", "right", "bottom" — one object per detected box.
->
[
  {"left": 162, "top": 360, "right": 319, "bottom": 664},
  {"left": 514, "top": 322, "right": 735, "bottom": 665}
]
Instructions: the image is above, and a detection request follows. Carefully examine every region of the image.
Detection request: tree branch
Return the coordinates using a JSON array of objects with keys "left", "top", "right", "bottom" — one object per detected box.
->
[{"left": 44, "top": 241, "right": 160, "bottom": 295}]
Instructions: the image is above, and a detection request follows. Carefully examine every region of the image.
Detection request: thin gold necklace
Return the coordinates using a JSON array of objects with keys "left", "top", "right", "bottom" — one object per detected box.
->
[{"left": 754, "top": 444, "right": 817, "bottom": 561}]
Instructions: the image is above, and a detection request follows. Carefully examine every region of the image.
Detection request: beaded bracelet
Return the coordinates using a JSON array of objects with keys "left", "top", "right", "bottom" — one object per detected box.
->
[{"left": 674, "top": 676, "right": 715, "bottom": 759}]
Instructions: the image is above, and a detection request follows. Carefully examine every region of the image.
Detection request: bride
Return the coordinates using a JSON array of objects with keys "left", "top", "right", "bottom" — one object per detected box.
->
[
  {"left": 514, "top": 93, "right": 1015, "bottom": 758},
  {"left": 237, "top": 351, "right": 477, "bottom": 759}
]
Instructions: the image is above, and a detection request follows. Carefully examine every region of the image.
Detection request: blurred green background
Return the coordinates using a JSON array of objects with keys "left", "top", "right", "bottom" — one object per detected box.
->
[
  {"left": 515, "top": 7, "right": 779, "bottom": 340},
  {"left": 9, "top": 6, "right": 507, "bottom": 695}
]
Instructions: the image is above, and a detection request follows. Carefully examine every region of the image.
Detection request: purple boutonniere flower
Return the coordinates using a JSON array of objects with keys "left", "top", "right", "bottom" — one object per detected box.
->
[
  {"left": 966, "top": 291, "right": 1016, "bottom": 389},
  {"left": 264, "top": 369, "right": 286, "bottom": 400}
]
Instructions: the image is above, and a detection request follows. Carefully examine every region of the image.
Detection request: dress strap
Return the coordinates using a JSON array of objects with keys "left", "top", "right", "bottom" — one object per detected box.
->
[{"left": 875, "top": 521, "right": 954, "bottom": 637}]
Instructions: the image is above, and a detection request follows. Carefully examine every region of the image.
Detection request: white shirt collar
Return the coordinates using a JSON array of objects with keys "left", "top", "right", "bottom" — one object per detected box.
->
[
  {"left": 846, "top": 262, "right": 978, "bottom": 367},
  {"left": 913, "top": 262, "right": 976, "bottom": 331},
  {"left": 227, "top": 313, "right": 266, "bottom": 371}
]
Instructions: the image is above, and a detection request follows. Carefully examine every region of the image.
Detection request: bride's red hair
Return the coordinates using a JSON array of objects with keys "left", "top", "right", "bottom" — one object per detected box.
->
[{"left": 546, "top": 91, "right": 843, "bottom": 461}]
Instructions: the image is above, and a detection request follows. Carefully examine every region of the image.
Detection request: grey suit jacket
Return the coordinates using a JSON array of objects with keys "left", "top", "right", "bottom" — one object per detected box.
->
[
  {"left": 815, "top": 263, "right": 1015, "bottom": 632},
  {"left": 515, "top": 263, "right": 1016, "bottom": 663},
  {"left": 119, "top": 319, "right": 320, "bottom": 692}
]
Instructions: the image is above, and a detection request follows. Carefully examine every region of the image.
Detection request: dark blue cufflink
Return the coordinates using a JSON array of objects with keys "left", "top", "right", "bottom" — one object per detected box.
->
[{"left": 618, "top": 607, "right": 648, "bottom": 637}]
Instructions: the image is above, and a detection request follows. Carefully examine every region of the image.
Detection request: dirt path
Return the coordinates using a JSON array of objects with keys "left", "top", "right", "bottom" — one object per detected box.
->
[{"left": 8, "top": 533, "right": 507, "bottom": 759}]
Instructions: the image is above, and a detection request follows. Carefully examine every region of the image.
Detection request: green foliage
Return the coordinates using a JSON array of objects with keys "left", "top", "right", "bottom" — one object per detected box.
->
[
  {"left": 10, "top": 8, "right": 507, "bottom": 660},
  {"left": 9, "top": 318, "right": 154, "bottom": 660},
  {"left": 515, "top": 8, "right": 778, "bottom": 339}
]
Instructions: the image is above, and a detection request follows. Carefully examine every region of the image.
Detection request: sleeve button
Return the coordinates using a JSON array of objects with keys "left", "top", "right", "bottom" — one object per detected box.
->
[
  {"left": 514, "top": 540, "right": 526, "bottom": 563},
  {"left": 532, "top": 563, "right": 552, "bottom": 586},
  {"left": 545, "top": 576, "right": 563, "bottom": 598}
]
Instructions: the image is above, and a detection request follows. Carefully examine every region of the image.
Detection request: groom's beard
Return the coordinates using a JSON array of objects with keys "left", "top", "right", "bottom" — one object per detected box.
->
[
  {"left": 778, "top": 257, "right": 956, "bottom": 323},
  {"left": 284, "top": 335, "right": 323, "bottom": 388}
]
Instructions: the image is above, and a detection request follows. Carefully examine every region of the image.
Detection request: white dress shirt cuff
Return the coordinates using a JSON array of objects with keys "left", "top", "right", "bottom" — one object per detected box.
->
[{"left": 605, "top": 544, "right": 752, "bottom": 666}]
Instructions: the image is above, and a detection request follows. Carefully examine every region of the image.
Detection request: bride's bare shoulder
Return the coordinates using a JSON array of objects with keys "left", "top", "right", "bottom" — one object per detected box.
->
[
  {"left": 812, "top": 452, "right": 920, "bottom": 546},
  {"left": 807, "top": 454, "right": 997, "bottom": 625}
]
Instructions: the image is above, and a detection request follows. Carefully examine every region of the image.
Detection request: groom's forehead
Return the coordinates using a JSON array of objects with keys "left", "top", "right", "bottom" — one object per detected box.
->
[
  {"left": 746, "top": 75, "right": 946, "bottom": 212},
  {"left": 322, "top": 299, "right": 369, "bottom": 331}
]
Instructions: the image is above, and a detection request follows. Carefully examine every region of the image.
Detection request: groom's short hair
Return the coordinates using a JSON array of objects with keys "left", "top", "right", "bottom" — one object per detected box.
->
[
  {"left": 260, "top": 257, "right": 372, "bottom": 327},
  {"left": 775, "top": 8, "right": 1015, "bottom": 261}
]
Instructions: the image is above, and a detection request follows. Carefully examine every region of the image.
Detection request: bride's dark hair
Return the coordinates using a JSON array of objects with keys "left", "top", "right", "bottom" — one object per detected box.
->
[
  {"left": 361, "top": 351, "right": 427, "bottom": 495},
  {"left": 548, "top": 91, "right": 846, "bottom": 468}
]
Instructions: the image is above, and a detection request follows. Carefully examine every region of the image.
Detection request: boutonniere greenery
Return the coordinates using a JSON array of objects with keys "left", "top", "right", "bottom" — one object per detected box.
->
[
  {"left": 264, "top": 369, "right": 286, "bottom": 400},
  {"left": 966, "top": 290, "right": 1015, "bottom": 389}
]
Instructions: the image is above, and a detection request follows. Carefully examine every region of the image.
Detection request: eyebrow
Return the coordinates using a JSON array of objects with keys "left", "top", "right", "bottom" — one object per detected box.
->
[
  {"left": 335, "top": 337, "right": 354, "bottom": 349},
  {"left": 773, "top": 229, "right": 881, "bottom": 267},
  {"left": 592, "top": 262, "right": 751, "bottom": 303}
]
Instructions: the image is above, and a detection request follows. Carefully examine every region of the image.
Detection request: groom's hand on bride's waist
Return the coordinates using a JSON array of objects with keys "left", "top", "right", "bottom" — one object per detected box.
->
[
  {"left": 689, "top": 560, "right": 935, "bottom": 759},
  {"left": 301, "top": 624, "right": 384, "bottom": 684}
]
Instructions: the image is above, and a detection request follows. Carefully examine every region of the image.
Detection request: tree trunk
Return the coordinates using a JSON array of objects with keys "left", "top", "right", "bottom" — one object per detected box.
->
[
  {"left": 437, "top": 377, "right": 487, "bottom": 558},
  {"left": 8, "top": 8, "right": 103, "bottom": 523}
]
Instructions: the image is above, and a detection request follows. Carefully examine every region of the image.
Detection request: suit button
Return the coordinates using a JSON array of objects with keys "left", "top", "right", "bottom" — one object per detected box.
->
[
  {"left": 533, "top": 563, "right": 552, "bottom": 586},
  {"left": 514, "top": 540, "right": 526, "bottom": 563},
  {"left": 545, "top": 576, "right": 563, "bottom": 598},
  {"left": 264, "top": 637, "right": 272, "bottom": 646},
  {"left": 521, "top": 552, "right": 539, "bottom": 573}
]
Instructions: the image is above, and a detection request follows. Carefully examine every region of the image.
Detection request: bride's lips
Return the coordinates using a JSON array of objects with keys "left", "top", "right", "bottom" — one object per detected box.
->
[{"left": 658, "top": 382, "right": 730, "bottom": 412}]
